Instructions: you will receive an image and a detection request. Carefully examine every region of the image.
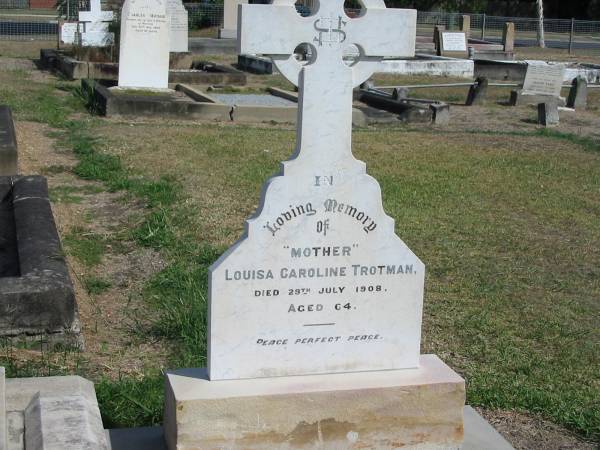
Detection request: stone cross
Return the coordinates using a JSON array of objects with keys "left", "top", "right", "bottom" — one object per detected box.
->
[
  {"left": 78, "top": 0, "right": 113, "bottom": 29},
  {"left": 208, "top": 1, "right": 420, "bottom": 381},
  {"left": 239, "top": 0, "right": 416, "bottom": 172}
]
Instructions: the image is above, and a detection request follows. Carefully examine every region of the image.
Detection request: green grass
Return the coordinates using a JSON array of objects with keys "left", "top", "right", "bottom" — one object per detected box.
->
[
  {"left": 0, "top": 65, "right": 598, "bottom": 442},
  {"left": 83, "top": 276, "right": 112, "bottom": 295},
  {"left": 63, "top": 227, "right": 106, "bottom": 267}
]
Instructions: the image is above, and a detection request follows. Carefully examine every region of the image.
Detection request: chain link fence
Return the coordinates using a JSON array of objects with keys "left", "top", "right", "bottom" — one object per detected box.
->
[{"left": 1, "top": 2, "right": 599, "bottom": 54}]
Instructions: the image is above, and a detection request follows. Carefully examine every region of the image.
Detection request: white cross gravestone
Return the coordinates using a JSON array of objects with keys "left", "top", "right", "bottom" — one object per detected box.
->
[
  {"left": 165, "top": 3, "right": 466, "bottom": 448},
  {"left": 208, "top": 0, "right": 423, "bottom": 381},
  {"left": 118, "top": 0, "right": 170, "bottom": 89},
  {"left": 167, "top": 0, "right": 188, "bottom": 53},
  {"left": 77, "top": 0, "right": 114, "bottom": 46}
]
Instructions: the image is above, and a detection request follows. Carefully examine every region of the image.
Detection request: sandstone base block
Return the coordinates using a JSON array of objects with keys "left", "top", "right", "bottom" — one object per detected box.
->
[{"left": 164, "top": 354, "right": 465, "bottom": 450}]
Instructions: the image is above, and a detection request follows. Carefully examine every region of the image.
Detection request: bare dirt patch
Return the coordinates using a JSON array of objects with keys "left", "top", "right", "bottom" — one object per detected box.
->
[
  {"left": 14, "top": 120, "right": 171, "bottom": 378},
  {"left": 477, "top": 408, "right": 597, "bottom": 450}
]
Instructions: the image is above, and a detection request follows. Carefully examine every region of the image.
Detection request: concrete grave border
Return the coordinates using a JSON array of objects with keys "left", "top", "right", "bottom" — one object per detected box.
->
[{"left": 0, "top": 176, "right": 80, "bottom": 347}]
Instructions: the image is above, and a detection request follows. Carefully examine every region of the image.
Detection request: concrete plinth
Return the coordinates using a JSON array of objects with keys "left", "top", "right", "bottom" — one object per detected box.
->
[{"left": 164, "top": 355, "right": 465, "bottom": 450}]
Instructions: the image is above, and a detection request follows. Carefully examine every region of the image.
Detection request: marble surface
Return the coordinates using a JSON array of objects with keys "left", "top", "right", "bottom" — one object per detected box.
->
[
  {"left": 209, "top": 0, "right": 419, "bottom": 380},
  {"left": 165, "top": 355, "right": 465, "bottom": 450},
  {"left": 167, "top": 0, "right": 188, "bottom": 52},
  {"left": 210, "top": 93, "right": 296, "bottom": 106},
  {"left": 78, "top": 0, "right": 114, "bottom": 47},
  {"left": 219, "top": 0, "right": 247, "bottom": 39},
  {"left": 523, "top": 62, "right": 566, "bottom": 97},
  {"left": 118, "top": 0, "right": 170, "bottom": 89}
]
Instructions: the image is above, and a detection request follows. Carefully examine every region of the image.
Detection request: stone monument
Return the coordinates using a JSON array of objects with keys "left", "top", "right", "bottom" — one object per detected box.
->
[
  {"left": 510, "top": 62, "right": 566, "bottom": 106},
  {"left": 219, "top": 0, "right": 247, "bottom": 39},
  {"left": 167, "top": 0, "right": 188, "bottom": 53},
  {"left": 438, "top": 31, "right": 469, "bottom": 59},
  {"left": 118, "top": 0, "right": 170, "bottom": 89},
  {"left": 165, "top": 1, "right": 465, "bottom": 448},
  {"left": 77, "top": 0, "right": 114, "bottom": 46}
]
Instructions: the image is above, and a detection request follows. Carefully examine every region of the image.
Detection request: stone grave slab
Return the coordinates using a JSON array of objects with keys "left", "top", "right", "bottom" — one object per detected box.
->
[
  {"left": 165, "top": 355, "right": 465, "bottom": 449},
  {"left": 167, "top": 0, "right": 188, "bottom": 53},
  {"left": 0, "top": 176, "right": 80, "bottom": 346},
  {"left": 466, "top": 76, "right": 488, "bottom": 105},
  {"left": 4, "top": 375, "right": 104, "bottom": 450},
  {"left": 219, "top": 0, "right": 247, "bottom": 39},
  {"left": 511, "top": 62, "right": 566, "bottom": 106},
  {"left": 439, "top": 31, "right": 468, "bottom": 58},
  {"left": 0, "top": 106, "right": 17, "bottom": 177},
  {"left": 118, "top": 0, "right": 170, "bottom": 89}
]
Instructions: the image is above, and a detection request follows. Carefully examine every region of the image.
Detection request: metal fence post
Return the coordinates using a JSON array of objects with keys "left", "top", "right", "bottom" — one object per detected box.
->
[
  {"left": 569, "top": 18, "right": 575, "bottom": 54},
  {"left": 481, "top": 13, "right": 486, "bottom": 40}
]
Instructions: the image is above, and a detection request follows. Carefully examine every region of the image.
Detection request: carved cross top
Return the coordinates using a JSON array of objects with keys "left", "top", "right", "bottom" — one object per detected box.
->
[
  {"left": 239, "top": 0, "right": 416, "bottom": 167},
  {"left": 79, "top": 0, "right": 113, "bottom": 24}
]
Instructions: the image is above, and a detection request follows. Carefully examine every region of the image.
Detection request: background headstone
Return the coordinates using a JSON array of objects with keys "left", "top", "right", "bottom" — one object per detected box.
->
[
  {"left": 466, "top": 76, "right": 488, "bottom": 105},
  {"left": 167, "top": 0, "right": 188, "bottom": 53},
  {"left": 60, "top": 22, "right": 78, "bottom": 45},
  {"left": 567, "top": 76, "right": 587, "bottom": 110},
  {"left": 219, "top": 0, "right": 247, "bottom": 39},
  {"left": 538, "top": 101, "right": 559, "bottom": 126},
  {"left": 461, "top": 15, "right": 471, "bottom": 38},
  {"left": 77, "top": 0, "right": 114, "bottom": 47},
  {"left": 522, "top": 63, "right": 565, "bottom": 97},
  {"left": 118, "top": 0, "right": 170, "bottom": 89},
  {"left": 439, "top": 31, "right": 468, "bottom": 58},
  {"left": 503, "top": 22, "right": 515, "bottom": 53}
]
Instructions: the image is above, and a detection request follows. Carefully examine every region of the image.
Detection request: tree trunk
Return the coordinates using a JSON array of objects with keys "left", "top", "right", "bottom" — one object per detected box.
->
[{"left": 537, "top": 0, "right": 546, "bottom": 48}]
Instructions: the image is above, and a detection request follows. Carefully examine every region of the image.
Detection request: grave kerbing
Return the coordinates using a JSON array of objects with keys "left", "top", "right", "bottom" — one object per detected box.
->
[{"left": 165, "top": 1, "right": 466, "bottom": 448}]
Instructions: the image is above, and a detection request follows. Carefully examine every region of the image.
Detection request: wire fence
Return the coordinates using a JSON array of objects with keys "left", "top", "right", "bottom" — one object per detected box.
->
[
  {"left": 418, "top": 11, "right": 600, "bottom": 54},
  {"left": 0, "top": 3, "right": 599, "bottom": 55}
]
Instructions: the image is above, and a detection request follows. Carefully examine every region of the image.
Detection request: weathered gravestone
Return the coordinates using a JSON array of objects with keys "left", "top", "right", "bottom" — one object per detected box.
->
[
  {"left": 503, "top": 22, "right": 515, "bottom": 53},
  {"left": 118, "top": 0, "right": 170, "bottom": 89},
  {"left": 77, "top": 0, "right": 114, "bottom": 47},
  {"left": 438, "top": 31, "right": 468, "bottom": 59},
  {"left": 466, "top": 76, "right": 489, "bottom": 106},
  {"left": 567, "top": 76, "right": 587, "bottom": 110},
  {"left": 219, "top": 0, "right": 248, "bottom": 39},
  {"left": 60, "top": 22, "right": 78, "bottom": 45},
  {"left": 538, "top": 101, "right": 559, "bottom": 127},
  {"left": 510, "top": 62, "right": 566, "bottom": 106},
  {"left": 0, "top": 106, "right": 17, "bottom": 177},
  {"left": 167, "top": 0, "right": 188, "bottom": 53},
  {"left": 165, "top": 1, "right": 466, "bottom": 448}
]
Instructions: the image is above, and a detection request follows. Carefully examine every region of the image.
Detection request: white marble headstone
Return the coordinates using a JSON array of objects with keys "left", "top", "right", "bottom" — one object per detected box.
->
[
  {"left": 167, "top": 0, "right": 188, "bottom": 53},
  {"left": 441, "top": 31, "right": 467, "bottom": 52},
  {"left": 61, "top": 22, "right": 78, "bottom": 44},
  {"left": 523, "top": 62, "right": 566, "bottom": 97},
  {"left": 78, "top": 0, "right": 114, "bottom": 46},
  {"left": 118, "top": 0, "right": 170, "bottom": 89},
  {"left": 218, "top": 0, "right": 247, "bottom": 39},
  {"left": 209, "top": 0, "right": 421, "bottom": 381}
]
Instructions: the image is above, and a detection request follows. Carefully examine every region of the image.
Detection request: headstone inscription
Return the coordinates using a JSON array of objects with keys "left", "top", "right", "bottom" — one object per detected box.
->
[
  {"left": 60, "top": 22, "right": 78, "bottom": 45},
  {"left": 165, "top": 3, "right": 466, "bottom": 449},
  {"left": 167, "top": 0, "right": 188, "bottom": 53},
  {"left": 209, "top": 0, "right": 423, "bottom": 381},
  {"left": 77, "top": 0, "right": 114, "bottom": 46},
  {"left": 439, "top": 31, "right": 468, "bottom": 58},
  {"left": 510, "top": 62, "right": 566, "bottom": 106},
  {"left": 118, "top": 0, "right": 170, "bottom": 89},
  {"left": 522, "top": 63, "right": 565, "bottom": 97}
]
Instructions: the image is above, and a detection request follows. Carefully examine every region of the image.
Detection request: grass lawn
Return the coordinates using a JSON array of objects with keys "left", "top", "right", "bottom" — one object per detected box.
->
[{"left": 0, "top": 59, "right": 598, "bottom": 445}]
